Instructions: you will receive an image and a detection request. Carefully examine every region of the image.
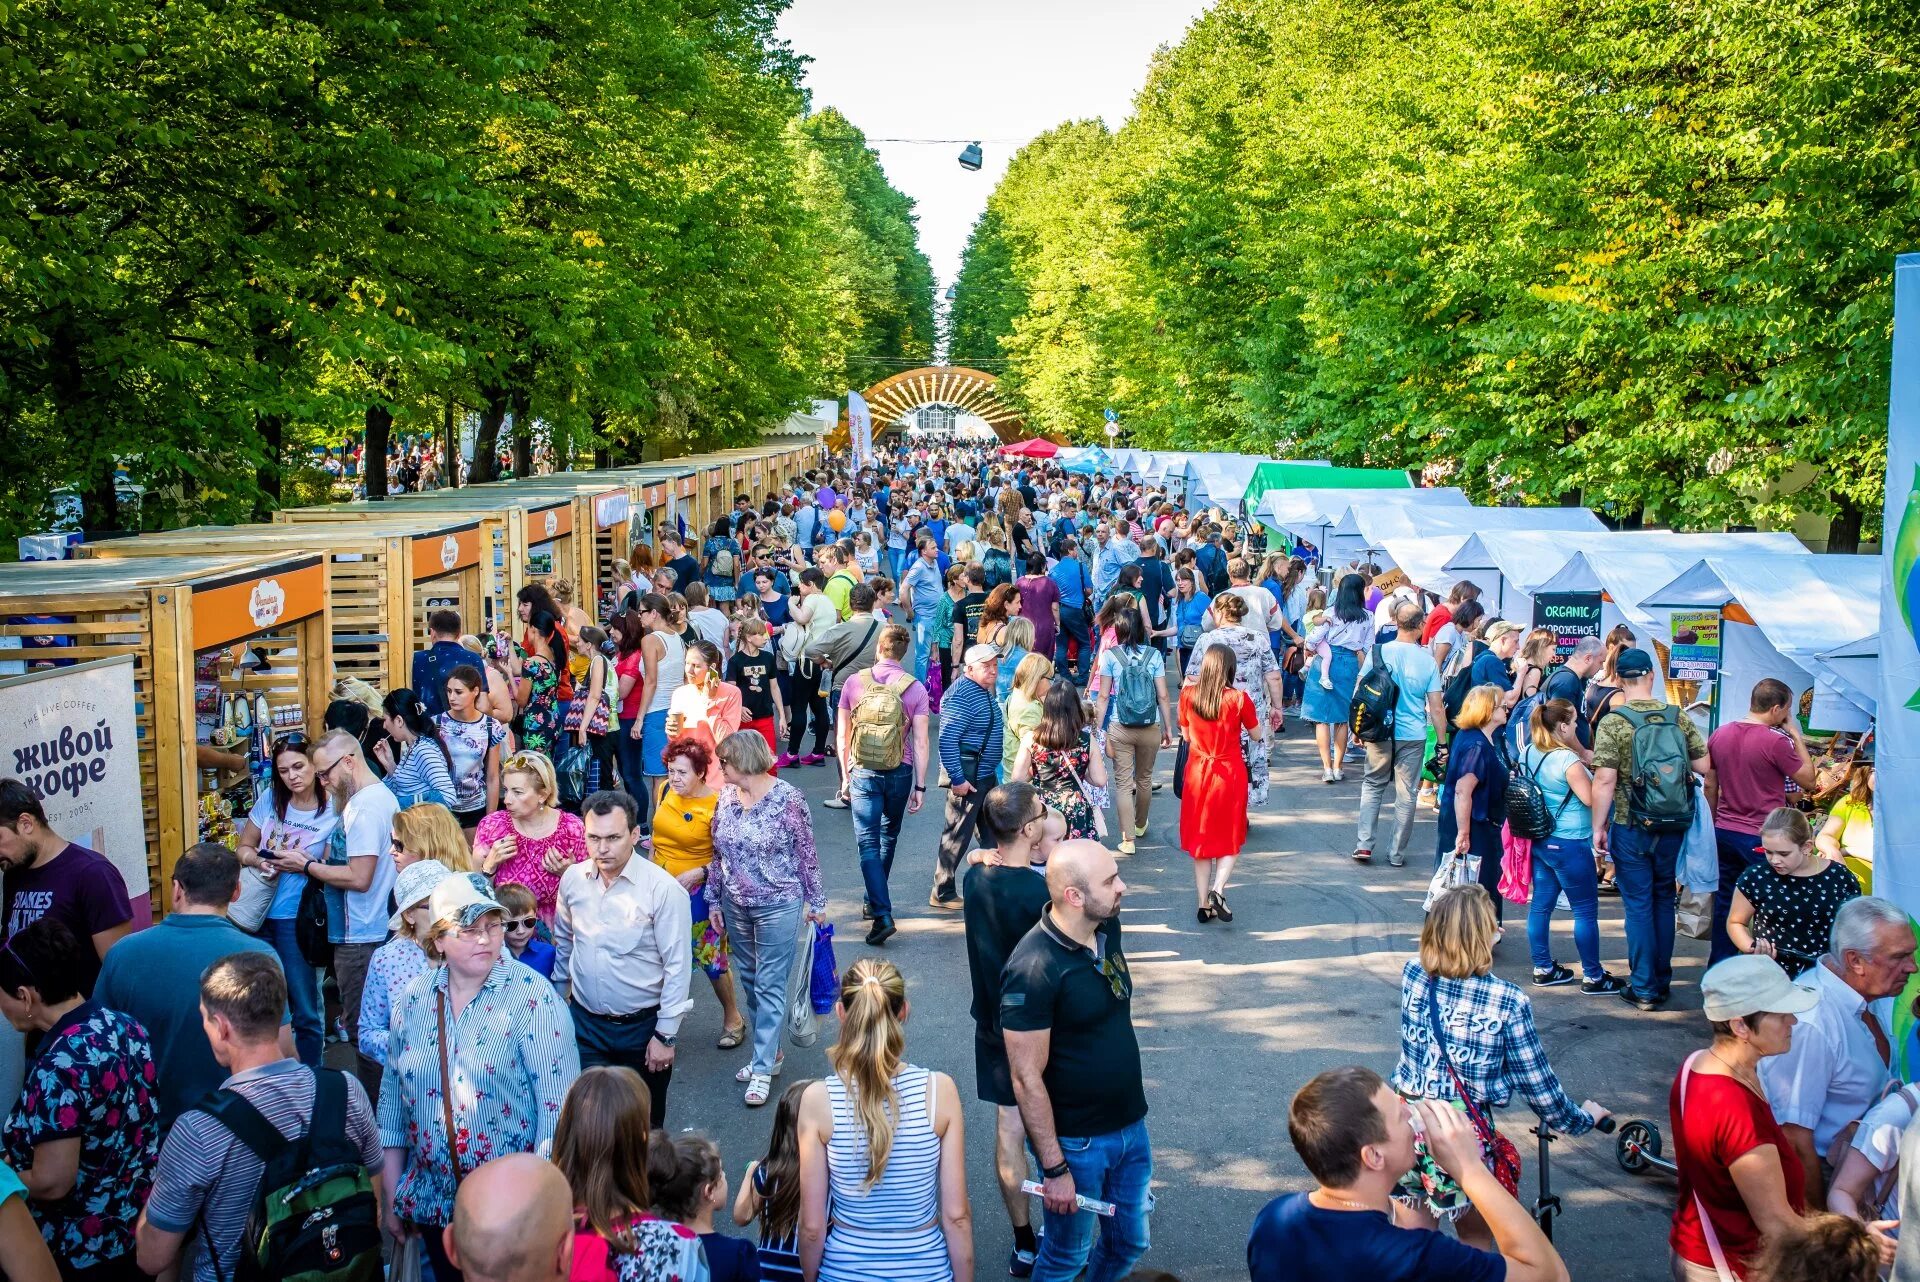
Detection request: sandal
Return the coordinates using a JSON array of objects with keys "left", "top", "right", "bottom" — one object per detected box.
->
[
  {"left": 744, "top": 1074, "right": 773, "bottom": 1107},
  {"left": 735, "top": 1055, "right": 783, "bottom": 1083},
  {"left": 717, "top": 1023, "right": 747, "bottom": 1050}
]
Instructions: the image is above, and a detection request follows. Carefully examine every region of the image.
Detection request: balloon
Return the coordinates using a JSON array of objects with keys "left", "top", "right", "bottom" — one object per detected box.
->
[
  {"left": 826, "top": 509, "right": 848, "bottom": 532},
  {"left": 816, "top": 487, "right": 838, "bottom": 509}
]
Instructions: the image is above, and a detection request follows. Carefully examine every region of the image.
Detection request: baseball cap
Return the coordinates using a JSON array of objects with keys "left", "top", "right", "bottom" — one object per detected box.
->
[
  {"left": 964, "top": 643, "right": 1001, "bottom": 667},
  {"left": 388, "top": 859, "right": 453, "bottom": 931},
  {"left": 1700, "top": 955, "right": 1820, "bottom": 1022},
  {"left": 427, "top": 874, "right": 506, "bottom": 931},
  {"left": 1615, "top": 647, "right": 1655, "bottom": 678},
  {"left": 1484, "top": 619, "right": 1523, "bottom": 641}
]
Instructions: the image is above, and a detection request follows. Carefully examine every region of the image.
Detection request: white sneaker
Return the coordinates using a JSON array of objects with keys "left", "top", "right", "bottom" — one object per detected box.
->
[{"left": 1322, "top": 767, "right": 1335, "bottom": 783}]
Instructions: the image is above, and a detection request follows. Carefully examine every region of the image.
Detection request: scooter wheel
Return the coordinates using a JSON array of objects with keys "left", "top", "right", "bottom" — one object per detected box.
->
[{"left": 1616, "top": 1120, "right": 1661, "bottom": 1173}]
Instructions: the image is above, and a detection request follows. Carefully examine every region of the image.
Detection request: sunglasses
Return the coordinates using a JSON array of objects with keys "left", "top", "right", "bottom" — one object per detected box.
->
[
  {"left": 1097, "top": 951, "right": 1132, "bottom": 1003},
  {"left": 505, "top": 916, "right": 538, "bottom": 932}
]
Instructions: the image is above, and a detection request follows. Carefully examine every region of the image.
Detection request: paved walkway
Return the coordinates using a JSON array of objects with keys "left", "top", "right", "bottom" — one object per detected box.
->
[{"left": 630, "top": 730, "right": 1702, "bottom": 1279}]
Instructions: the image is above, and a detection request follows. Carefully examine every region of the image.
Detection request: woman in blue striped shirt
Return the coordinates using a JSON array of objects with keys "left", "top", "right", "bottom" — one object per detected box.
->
[{"left": 374, "top": 689, "right": 456, "bottom": 808}]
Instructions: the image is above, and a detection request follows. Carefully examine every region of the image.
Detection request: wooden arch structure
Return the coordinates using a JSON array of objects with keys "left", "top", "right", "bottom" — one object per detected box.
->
[{"left": 859, "top": 366, "right": 1023, "bottom": 441}]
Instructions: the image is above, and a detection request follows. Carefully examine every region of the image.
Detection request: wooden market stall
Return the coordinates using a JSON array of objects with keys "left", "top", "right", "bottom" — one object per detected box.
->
[
  {"left": 76, "top": 515, "right": 493, "bottom": 693},
  {"left": 0, "top": 553, "right": 330, "bottom": 909}
]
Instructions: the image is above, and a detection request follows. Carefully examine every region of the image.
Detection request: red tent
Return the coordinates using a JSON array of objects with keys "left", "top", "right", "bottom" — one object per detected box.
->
[{"left": 997, "top": 437, "right": 1059, "bottom": 458}]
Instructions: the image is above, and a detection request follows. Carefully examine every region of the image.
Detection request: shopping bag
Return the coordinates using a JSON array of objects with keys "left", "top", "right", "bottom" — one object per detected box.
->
[
  {"left": 390, "top": 1233, "right": 425, "bottom": 1282},
  {"left": 1677, "top": 887, "right": 1714, "bottom": 940},
  {"left": 1423, "top": 851, "right": 1481, "bottom": 913},
  {"left": 809, "top": 923, "right": 840, "bottom": 1015},
  {"left": 556, "top": 741, "right": 592, "bottom": 810},
  {"left": 229, "top": 866, "right": 276, "bottom": 934},
  {"left": 1679, "top": 782, "right": 1718, "bottom": 893},
  {"left": 1497, "top": 822, "right": 1533, "bottom": 905},
  {"left": 786, "top": 923, "right": 819, "bottom": 1047}
]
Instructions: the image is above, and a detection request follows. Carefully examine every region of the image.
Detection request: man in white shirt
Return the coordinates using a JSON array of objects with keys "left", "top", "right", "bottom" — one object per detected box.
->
[
  {"left": 1352, "top": 601, "right": 1445, "bottom": 867},
  {"left": 291, "top": 732, "right": 400, "bottom": 1089},
  {"left": 1761, "top": 896, "right": 1916, "bottom": 1209},
  {"left": 553, "top": 790, "right": 693, "bottom": 1127},
  {"left": 1221, "top": 557, "right": 1284, "bottom": 636}
]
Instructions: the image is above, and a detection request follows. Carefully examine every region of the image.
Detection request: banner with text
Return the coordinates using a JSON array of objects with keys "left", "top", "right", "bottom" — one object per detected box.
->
[
  {"left": 1531, "top": 592, "right": 1604, "bottom": 658},
  {"left": 847, "top": 389, "right": 873, "bottom": 468},
  {"left": 1880, "top": 253, "right": 1920, "bottom": 921}
]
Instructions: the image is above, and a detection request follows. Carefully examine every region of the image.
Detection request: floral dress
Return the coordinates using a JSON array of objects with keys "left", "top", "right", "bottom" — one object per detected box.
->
[
  {"left": 1029, "top": 729, "right": 1099, "bottom": 840},
  {"left": 377, "top": 959, "right": 580, "bottom": 1228},
  {"left": 3, "top": 1002, "right": 160, "bottom": 1271},
  {"left": 520, "top": 655, "right": 562, "bottom": 757},
  {"left": 1186, "top": 624, "right": 1279, "bottom": 805}
]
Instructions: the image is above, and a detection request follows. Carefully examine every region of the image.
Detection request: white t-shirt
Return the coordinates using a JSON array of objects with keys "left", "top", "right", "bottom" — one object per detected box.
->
[
  {"left": 331, "top": 781, "right": 401, "bottom": 945},
  {"left": 1226, "top": 584, "right": 1281, "bottom": 635},
  {"left": 246, "top": 794, "right": 340, "bottom": 920},
  {"left": 1848, "top": 1084, "right": 1920, "bottom": 1218}
]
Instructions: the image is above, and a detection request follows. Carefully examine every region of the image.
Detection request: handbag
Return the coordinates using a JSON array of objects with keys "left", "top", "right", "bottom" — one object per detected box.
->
[
  {"left": 1065, "top": 754, "right": 1110, "bottom": 839},
  {"left": 1676, "top": 1052, "right": 1739, "bottom": 1282},
  {"left": 294, "top": 874, "right": 333, "bottom": 969},
  {"left": 390, "top": 1233, "right": 425, "bottom": 1282},
  {"left": 556, "top": 740, "right": 592, "bottom": 809},
  {"left": 1423, "top": 849, "right": 1481, "bottom": 913},
  {"left": 229, "top": 865, "right": 275, "bottom": 934},
  {"left": 786, "top": 922, "right": 820, "bottom": 1048},
  {"left": 808, "top": 923, "right": 839, "bottom": 1016},
  {"left": 1172, "top": 739, "right": 1189, "bottom": 800},
  {"left": 1497, "top": 821, "right": 1534, "bottom": 905},
  {"left": 562, "top": 656, "right": 614, "bottom": 735},
  {"left": 436, "top": 992, "right": 466, "bottom": 1188},
  {"left": 1424, "top": 991, "right": 1523, "bottom": 1196},
  {"left": 1676, "top": 887, "right": 1715, "bottom": 940}
]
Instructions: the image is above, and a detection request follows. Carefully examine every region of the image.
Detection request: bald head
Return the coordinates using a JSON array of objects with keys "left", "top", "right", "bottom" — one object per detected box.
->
[
  {"left": 445, "top": 1155, "right": 574, "bottom": 1282},
  {"left": 1045, "top": 839, "right": 1124, "bottom": 925}
]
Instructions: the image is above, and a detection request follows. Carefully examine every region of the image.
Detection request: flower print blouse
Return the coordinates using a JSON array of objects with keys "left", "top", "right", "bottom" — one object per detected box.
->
[
  {"left": 377, "top": 958, "right": 580, "bottom": 1227},
  {"left": 519, "top": 656, "right": 562, "bottom": 757},
  {"left": 3, "top": 1002, "right": 160, "bottom": 1270},
  {"left": 358, "top": 937, "right": 432, "bottom": 1067},
  {"left": 711, "top": 779, "right": 825, "bottom": 913},
  {"left": 477, "top": 808, "right": 587, "bottom": 925}
]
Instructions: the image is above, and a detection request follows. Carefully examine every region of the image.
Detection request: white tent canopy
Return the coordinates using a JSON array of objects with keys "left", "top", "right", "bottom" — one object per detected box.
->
[
  {"left": 1641, "top": 555, "right": 1879, "bottom": 731},
  {"left": 1330, "top": 505, "right": 1609, "bottom": 589},
  {"left": 1257, "top": 487, "right": 1470, "bottom": 549},
  {"left": 1180, "top": 454, "right": 1271, "bottom": 512},
  {"left": 1815, "top": 633, "right": 1878, "bottom": 718},
  {"left": 1444, "top": 529, "right": 1810, "bottom": 622}
]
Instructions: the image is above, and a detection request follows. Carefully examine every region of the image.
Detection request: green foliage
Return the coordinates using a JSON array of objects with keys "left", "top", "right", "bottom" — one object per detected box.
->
[
  {"left": 0, "top": 0, "right": 931, "bottom": 540},
  {"left": 953, "top": 0, "right": 1920, "bottom": 529}
]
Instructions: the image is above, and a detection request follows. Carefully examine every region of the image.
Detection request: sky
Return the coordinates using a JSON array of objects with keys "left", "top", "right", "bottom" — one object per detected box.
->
[{"left": 776, "top": 0, "right": 1213, "bottom": 292}]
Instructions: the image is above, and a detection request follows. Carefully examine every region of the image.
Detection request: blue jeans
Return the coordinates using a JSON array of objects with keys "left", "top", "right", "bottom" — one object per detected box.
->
[
  {"left": 1056, "top": 605, "right": 1092, "bottom": 683},
  {"left": 1710, "top": 827, "right": 1763, "bottom": 965},
  {"left": 1529, "top": 837, "right": 1603, "bottom": 980},
  {"left": 262, "top": 917, "right": 323, "bottom": 1066},
  {"left": 1033, "top": 1117, "right": 1153, "bottom": 1282},
  {"left": 912, "top": 615, "right": 936, "bottom": 684},
  {"left": 851, "top": 763, "right": 913, "bottom": 918},
  {"left": 1611, "top": 823, "right": 1684, "bottom": 999},
  {"left": 728, "top": 897, "right": 804, "bottom": 1076}
]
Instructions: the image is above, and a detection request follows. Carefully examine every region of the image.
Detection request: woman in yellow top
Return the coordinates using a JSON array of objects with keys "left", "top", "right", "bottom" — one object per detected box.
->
[
  {"left": 1817, "top": 765, "right": 1875, "bottom": 891},
  {"left": 1001, "top": 651, "right": 1054, "bottom": 781},
  {"left": 653, "top": 735, "right": 746, "bottom": 1047}
]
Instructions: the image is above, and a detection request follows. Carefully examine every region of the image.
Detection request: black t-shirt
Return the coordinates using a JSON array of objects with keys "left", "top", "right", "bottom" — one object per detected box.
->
[
  {"left": 1540, "top": 665, "right": 1591, "bottom": 747},
  {"left": 963, "top": 864, "right": 1051, "bottom": 1036},
  {"left": 999, "top": 911, "right": 1147, "bottom": 1137},
  {"left": 958, "top": 591, "right": 988, "bottom": 646},
  {"left": 728, "top": 649, "right": 778, "bottom": 721},
  {"left": 665, "top": 554, "right": 701, "bottom": 593}
]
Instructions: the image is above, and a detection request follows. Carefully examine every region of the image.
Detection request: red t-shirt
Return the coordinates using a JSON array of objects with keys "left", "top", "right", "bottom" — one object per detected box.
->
[
  {"left": 1669, "top": 1063, "right": 1805, "bottom": 1276},
  {"left": 1707, "top": 720, "right": 1804, "bottom": 835},
  {"left": 1421, "top": 602, "right": 1453, "bottom": 645},
  {"left": 616, "top": 649, "right": 645, "bottom": 720}
]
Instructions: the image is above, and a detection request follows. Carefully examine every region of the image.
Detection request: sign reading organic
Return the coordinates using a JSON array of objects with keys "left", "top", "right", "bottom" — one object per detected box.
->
[
  {"left": 1669, "top": 610, "right": 1723, "bottom": 681},
  {"left": 1531, "top": 593, "right": 1604, "bottom": 658}
]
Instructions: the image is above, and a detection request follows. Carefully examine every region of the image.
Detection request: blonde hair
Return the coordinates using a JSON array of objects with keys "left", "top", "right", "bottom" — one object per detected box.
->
[
  {"left": 1420, "top": 885, "right": 1497, "bottom": 978},
  {"left": 951, "top": 540, "right": 977, "bottom": 566},
  {"left": 1529, "top": 699, "right": 1578, "bottom": 753},
  {"left": 330, "top": 676, "right": 385, "bottom": 714},
  {"left": 827, "top": 958, "right": 909, "bottom": 1189},
  {"left": 1454, "top": 685, "right": 1501, "bottom": 731},
  {"left": 550, "top": 579, "right": 577, "bottom": 606},
  {"left": 392, "top": 804, "right": 475, "bottom": 873},
  {"left": 1002, "top": 616, "right": 1036, "bottom": 654},
  {"left": 501, "top": 750, "right": 558, "bottom": 805},
  {"left": 1012, "top": 651, "right": 1054, "bottom": 699},
  {"left": 716, "top": 727, "right": 775, "bottom": 777},
  {"left": 1192, "top": 645, "right": 1235, "bottom": 721},
  {"left": 739, "top": 615, "right": 770, "bottom": 642},
  {"left": 1520, "top": 631, "right": 1556, "bottom": 668},
  {"left": 1211, "top": 592, "right": 1249, "bottom": 626}
]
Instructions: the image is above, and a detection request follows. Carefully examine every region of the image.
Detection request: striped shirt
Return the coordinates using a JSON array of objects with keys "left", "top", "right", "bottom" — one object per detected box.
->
[
  {"left": 145, "top": 1061, "right": 381, "bottom": 1282},
  {"left": 751, "top": 1164, "right": 802, "bottom": 1282},
  {"left": 384, "top": 738, "right": 456, "bottom": 809},
  {"left": 820, "top": 1066, "right": 950, "bottom": 1282},
  {"left": 936, "top": 676, "right": 1003, "bottom": 787}
]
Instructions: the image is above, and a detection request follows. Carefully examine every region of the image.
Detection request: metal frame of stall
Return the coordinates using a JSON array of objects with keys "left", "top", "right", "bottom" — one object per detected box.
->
[
  {"left": 75, "top": 516, "right": 493, "bottom": 694},
  {"left": 0, "top": 553, "right": 330, "bottom": 910}
]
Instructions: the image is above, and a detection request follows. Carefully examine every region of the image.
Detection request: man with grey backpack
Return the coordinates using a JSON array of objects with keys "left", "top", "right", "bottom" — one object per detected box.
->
[
  {"left": 1589, "top": 648, "right": 1712, "bottom": 1011},
  {"left": 838, "top": 625, "right": 931, "bottom": 945}
]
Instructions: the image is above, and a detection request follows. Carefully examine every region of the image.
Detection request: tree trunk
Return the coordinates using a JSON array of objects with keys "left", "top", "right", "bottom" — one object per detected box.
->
[
  {"left": 441, "top": 394, "right": 460, "bottom": 488},
  {"left": 364, "top": 404, "right": 392, "bottom": 499},
  {"left": 470, "top": 386, "right": 507, "bottom": 483},
  {"left": 590, "top": 408, "right": 610, "bottom": 469},
  {"left": 1828, "top": 492, "right": 1864, "bottom": 554},
  {"left": 509, "top": 384, "right": 533, "bottom": 477},
  {"left": 254, "top": 414, "right": 284, "bottom": 519}
]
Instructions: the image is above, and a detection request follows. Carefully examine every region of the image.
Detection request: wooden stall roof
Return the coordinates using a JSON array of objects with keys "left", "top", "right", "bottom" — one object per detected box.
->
[
  {"left": 0, "top": 553, "right": 315, "bottom": 598},
  {"left": 81, "top": 514, "right": 485, "bottom": 554}
]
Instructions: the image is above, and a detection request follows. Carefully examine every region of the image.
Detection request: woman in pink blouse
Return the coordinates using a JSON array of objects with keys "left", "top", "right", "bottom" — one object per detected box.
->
[{"left": 473, "top": 750, "right": 586, "bottom": 926}]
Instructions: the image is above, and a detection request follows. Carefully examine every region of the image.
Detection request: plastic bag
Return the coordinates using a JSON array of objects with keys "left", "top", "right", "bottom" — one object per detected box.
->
[
  {"left": 556, "top": 741, "right": 591, "bottom": 810},
  {"left": 810, "top": 923, "right": 839, "bottom": 1015},
  {"left": 1498, "top": 822, "right": 1533, "bottom": 905},
  {"left": 1424, "top": 851, "right": 1481, "bottom": 913},
  {"left": 1679, "top": 782, "right": 1718, "bottom": 893},
  {"left": 786, "top": 924, "right": 819, "bottom": 1048},
  {"left": 390, "top": 1233, "right": 424, "bottom": 1282}
]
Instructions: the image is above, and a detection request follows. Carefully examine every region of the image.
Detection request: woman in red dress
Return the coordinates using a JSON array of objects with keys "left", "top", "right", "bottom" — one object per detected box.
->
[{"left": 1180, "top": 645, "right": 1265, "bottom": 924}]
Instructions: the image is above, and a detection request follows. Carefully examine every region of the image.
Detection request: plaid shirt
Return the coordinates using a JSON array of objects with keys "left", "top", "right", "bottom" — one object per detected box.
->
[{"left": 1390, "top": 961, "right": 1591, "bottom": 1135}]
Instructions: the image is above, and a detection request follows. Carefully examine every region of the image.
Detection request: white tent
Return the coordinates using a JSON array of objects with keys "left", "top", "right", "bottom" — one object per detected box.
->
[
  {"left": 1331, "top": 505, "right": 1609, "bottom": 589},
  {"left": 1443, "top": 530, "right": 1810, "bottom": 622},
  {"left": 1815, "top": 633, "right": 1878, "bottom": 719},
  {"left": 1257, "top": 487, "right": 1470, "bottom": 551},
  {"left": 1180, "top": 454, "right": 1271, "bottom": 512},
  {"left": 1139, "top": 452, "right": 1197, "bottom": 486},
  {"left": 1641, "top": 555, "right": 1878, "bottom": 732},
  {"left": 1534, "top": 549, "right": 1722, "bottom": 650}
]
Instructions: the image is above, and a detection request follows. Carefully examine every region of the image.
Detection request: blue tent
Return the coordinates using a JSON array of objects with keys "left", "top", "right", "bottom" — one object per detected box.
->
[{"left": 1061, "top": 446, "right": 1111, "bottom": 475}]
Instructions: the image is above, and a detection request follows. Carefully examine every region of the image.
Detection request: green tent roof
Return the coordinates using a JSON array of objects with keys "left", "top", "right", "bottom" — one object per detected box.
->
[{"left": 1243, "top": 462, "right": 1411, "bottom": 515}]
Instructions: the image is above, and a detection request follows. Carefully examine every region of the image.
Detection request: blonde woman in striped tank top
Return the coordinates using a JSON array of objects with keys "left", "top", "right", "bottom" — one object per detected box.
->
[{"left": 796, "top": 959, "right": 973, "bottom": 1282}]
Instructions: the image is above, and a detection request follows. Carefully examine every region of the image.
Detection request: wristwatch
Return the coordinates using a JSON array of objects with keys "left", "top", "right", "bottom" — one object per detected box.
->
[
  {"left": 1042, "top": 1159, "right": 1071, "bottom": 1180},
  {"left": 913, "top": 785, "right": 926, "bottom": 793},
  {"left": 653, "top": 1032, "right": 677, "bottom": 1048}
]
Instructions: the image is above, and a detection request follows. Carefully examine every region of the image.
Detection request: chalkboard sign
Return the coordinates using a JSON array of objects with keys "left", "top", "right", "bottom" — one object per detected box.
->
[{"left": 1532, "top": 592, "right": 1604, "bottom": 657}]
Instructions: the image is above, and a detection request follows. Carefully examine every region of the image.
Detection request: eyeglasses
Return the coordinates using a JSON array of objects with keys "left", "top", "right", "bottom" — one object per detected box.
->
[
  {"left": 505, "top": 916, "right": 538, "bottom": 932},
  {"left": 312, "top": 758, "right": 343, "bottom": 785},
  {"left": 455, "top": 918, "right": 506, "bottom": 942}
]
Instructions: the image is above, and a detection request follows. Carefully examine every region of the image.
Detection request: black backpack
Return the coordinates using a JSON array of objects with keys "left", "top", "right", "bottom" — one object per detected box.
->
[
  {"left": 1350, "top": 644, "right": 1400, "bottom": 744},
  {"left": 1507, "top": 748, "right": 1576, "bottom": 841},
  {"left": 1442, "top": 640, "right": 1487, "bottom": 728},
  {"left": 195, "top": 1068, "right": 381, "bottom": 1282}
]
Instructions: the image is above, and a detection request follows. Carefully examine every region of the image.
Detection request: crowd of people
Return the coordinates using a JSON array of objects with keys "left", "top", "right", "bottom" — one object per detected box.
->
[{"left": 0, "top": 439, "right": 1895, "bottom": 1282}]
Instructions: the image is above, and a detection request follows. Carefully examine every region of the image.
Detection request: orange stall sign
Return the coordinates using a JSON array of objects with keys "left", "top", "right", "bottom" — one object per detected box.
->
[{"left": 191, "top": 558, "right": 326, "bottom": 651}]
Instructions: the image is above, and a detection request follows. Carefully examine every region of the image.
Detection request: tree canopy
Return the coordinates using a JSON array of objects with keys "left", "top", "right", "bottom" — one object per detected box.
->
[
  {"left": 0, "top": 0, "right": 932, "bottom": 538},
  {"left": 952, "top": 0, "right": 1920, "bottom": 542}
]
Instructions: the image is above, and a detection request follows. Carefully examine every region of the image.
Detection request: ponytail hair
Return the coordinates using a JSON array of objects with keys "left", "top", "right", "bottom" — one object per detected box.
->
[
  {"left": 383, "top": 687, "right": 451, "bottom": 766},
  {"left": 826, "top": 957, "right": 909, "bottom": 1190},
  {"left": 1529, "top": 698, "right": 1577, "bottom": 753}
]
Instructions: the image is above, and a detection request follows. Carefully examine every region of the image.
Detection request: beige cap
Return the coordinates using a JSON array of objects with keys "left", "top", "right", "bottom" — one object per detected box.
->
[
  {"left": 964, "top": 643, "right": 1001, "bottom": 666},
  {"left": 1700, "top": 955, "right": 1820, "bottom": 1022}
]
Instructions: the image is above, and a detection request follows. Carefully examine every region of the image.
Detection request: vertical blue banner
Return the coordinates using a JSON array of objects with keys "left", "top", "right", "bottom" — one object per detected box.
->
[{"left": 1879, "top": 254, "right": 1920, "bottom": 920}]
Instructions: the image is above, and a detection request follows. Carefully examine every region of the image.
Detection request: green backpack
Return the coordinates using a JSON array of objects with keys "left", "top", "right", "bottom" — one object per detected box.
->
[{"left": 1612, "top": 704, "right": 1697, "bottom": 833}]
